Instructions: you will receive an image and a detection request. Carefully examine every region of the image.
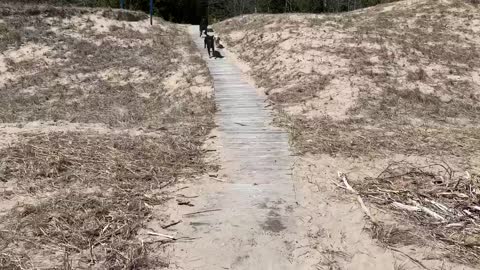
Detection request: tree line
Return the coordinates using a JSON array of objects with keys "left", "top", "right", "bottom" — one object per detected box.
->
[
  {"left": 208, "top": 0, "right": 398, "bottom": 20},
  {"left": 12, "top": 0, "right": 398, "bottom": 23}
]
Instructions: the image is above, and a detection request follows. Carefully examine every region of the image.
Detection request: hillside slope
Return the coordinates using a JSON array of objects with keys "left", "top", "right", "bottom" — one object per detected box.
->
[
  {"left": 0, "top": 3, "right": 215, "bottom": 269},
  {"left": 216, "top": 0, "right": 480, "bottom": 267},
  {"left": 216, "top": 0, "right": 480, "bottom": 156},
  {"left": 217, "top": 0, "right": 479, "bottom": 121}
]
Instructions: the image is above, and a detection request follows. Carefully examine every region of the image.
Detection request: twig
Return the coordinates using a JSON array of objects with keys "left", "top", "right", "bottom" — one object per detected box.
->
[
  {"left": 446, "top": 222, "right": 466, "bottom": 228},
  {"left": 338, "top": 172, "right": 377, "bottom": 225},
  {"left": 146, "top": 231, "right": 176, "bottom": 240},
  {"left": 391, "top": 201, "right": 420, "bottom": 212},
  {"left": 410, "top": 200, "right": 446, "bottom": 222},
  {"left": 388, "top": 247, "right": 429, "bottom": 270},
  {"left": 183, "top": 208, "right": 222, "bottom": 217},
  {"left": 330, "top": 179, "right": 348, "bottom": 190},
  {"left": 178, "top": 194, "right": 199, "bottom": 199},
  {"left": 162, "top": 220, "right": 182, "bottom": 229},
  {"left": 424, "top": 198, "right": 452, "bottom": 214},
  {"left": 437, "top": 192, "right": 469, "bottom": 199},
  {"left": 392, "top": 201, "right": 446, "bottom": 221},
  {"left": 376, "top": 161, "right": 404, "bottom": 179}
]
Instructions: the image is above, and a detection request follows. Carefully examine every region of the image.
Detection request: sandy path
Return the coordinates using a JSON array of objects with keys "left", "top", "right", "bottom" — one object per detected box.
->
[{"left": 162, "top": 25, "right": 310, "bottom": 270}]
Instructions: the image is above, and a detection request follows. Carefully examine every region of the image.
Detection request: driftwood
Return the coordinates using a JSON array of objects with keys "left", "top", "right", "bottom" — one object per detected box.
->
[
  {"left": 338, "top": 172, "right": 377, "bottom": 225},
  {"left": 350, "top": 161, "right": 480, "bottom": 262},
  {"left": 391, "top": 201, "right": 445, "bottom": 221}
]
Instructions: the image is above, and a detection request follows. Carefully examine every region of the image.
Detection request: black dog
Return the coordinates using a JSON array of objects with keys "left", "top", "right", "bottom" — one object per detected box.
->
[{"left": 212, "top": 50, "right": 224, "bottom": 59}]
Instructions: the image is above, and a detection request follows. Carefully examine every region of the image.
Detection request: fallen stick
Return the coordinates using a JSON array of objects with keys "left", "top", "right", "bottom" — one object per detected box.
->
[
  {"left": 437, "top": 192, "right": 469, "bottom": 199},
  {"left": 162, "top": 220, "right": 182, "bottom": 229},
  {"left": 392, "top": 201, "right": 446, "bottom": 222},
  {"left": 388, "top": 247, "right": 429, "bottom": 270},
  {"left": 146, "top": 231, "right": 176, "bottom": 240},
  {"left": 143, "top": 239, "right": 174, "bottom": 245},
  {"left": 391, "top": 201, "right": 420, "bottom": 212},
  {"left": 424, "top": 198, "right": 451, "bottom": 214},
  {"left": 446, "top": 222, "right": 465, "bottom": 228},
  {"left": 338, "top": 172, "right": 377, "bottom": 225},
  {"left": 183, "top": 209, "right": 222, "bottom": 217},
  {"left": 410, "top": 200, "right": 446, "bottom": 222},
  {"left": 471, "top": 205, "right": 480, "bottom": 211}
]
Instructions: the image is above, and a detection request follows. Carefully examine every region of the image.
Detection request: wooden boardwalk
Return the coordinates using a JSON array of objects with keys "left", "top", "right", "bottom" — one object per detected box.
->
[{"left": 169, "top": 27, "right": 301, "bottom": 270}]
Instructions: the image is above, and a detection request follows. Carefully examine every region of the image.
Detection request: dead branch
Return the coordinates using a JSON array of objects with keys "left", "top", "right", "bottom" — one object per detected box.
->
[
  {"left": 338, "top": 172, "right": 377, "bottom": 225},
  {"left": 183, "top": 209, "right": 222, "bottom": 217},
  {"left": 146, "top": 231, "right": 176, "bottom": 240},
  {"left": 388, "top": 247, "right": 429, "bottom": 270},
  {"left": 161, "top": 220, "right": 182, "bottom": 229}
]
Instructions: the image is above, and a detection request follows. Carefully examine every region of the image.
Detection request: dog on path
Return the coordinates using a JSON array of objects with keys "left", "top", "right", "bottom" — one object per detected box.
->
[{"left": 212, "top": 50, "right": 224, "bottom": 59}]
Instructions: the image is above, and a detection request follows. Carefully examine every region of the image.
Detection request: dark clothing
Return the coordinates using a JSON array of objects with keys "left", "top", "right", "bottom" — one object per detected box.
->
[
  {"left": 199, "top": 18, "right": 208, "bottom": 37},
  {"left": 204, "top": 35, "right": 215, "bottom": 57},
  {"left": 199, "top": 24, "right": 207, "bottom": 37}
]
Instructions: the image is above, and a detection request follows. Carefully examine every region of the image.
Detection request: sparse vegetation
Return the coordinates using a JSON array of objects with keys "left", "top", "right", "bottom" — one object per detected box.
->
[
  {"left": 0, "top": 23, "right": 20, "bottom": 51},
  {"left": 0, "top": 3, "right": 214, "bottom": 269},
  {"left": 216, "top": 0, "right": 480, "bottom": 266},
  {"left": 357, "top": 162, "right": 480, "bottom": 265}
]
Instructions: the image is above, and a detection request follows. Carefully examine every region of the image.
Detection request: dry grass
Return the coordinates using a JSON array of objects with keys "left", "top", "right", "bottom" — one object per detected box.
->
[
  {"left": 282, "top": 113, "right": 480, "bottom": 158},
  {"left": 216, "top": 0, "right": 480, "bottom": 265},
  {"left": 0, "top": 23, "right": 21, "bottom": 51},
  {"left": 0, "top": 4, "right": 212, "bottom": 128},
  {"left": 215, "top": 0, "right": 480, "bottom": 134},
  {"left": 354, "top": 162, "right": 480, "bottom": 264},
  {"left": 0, "top": 3, "right": 214, "bottom": 269},
  {"left": 216, "top": 0, "right": 480, "bottom": 157},
  {"left": 1, "top": 132, "right": 209, "bottom": 193}
]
